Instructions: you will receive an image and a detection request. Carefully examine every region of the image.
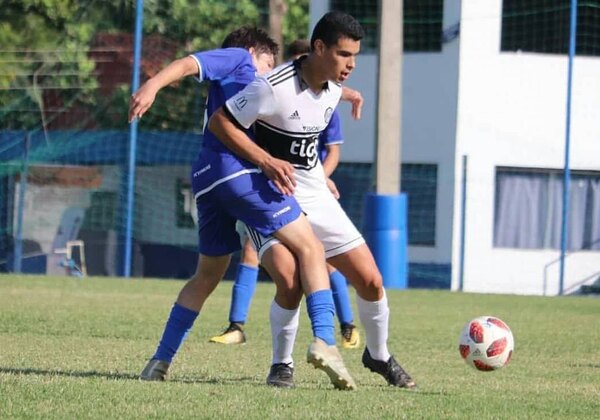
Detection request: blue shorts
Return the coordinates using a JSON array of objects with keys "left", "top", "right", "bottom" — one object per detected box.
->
[{"left": 193, "top": 171, "right": 302, "bottom": 256}]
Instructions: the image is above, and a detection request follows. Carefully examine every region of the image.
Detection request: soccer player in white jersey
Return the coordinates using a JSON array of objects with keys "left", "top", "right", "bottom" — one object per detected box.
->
[
  {"left": 209, "top": 11, "right": 416, "bottom": 389},
  {"left": 209, "top": 39, "right": 361, "bottom": 352},
  {"left": 130, "top": 26, "right": 356, "bottom": 390}
]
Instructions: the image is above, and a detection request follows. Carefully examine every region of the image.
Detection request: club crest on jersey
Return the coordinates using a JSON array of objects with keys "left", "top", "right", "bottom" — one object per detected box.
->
[{"left": 324, "top": 107, "right": 333, "bottom": 123}]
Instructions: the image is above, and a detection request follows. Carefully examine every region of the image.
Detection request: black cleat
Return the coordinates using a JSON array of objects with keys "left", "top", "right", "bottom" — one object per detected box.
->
[
  {"left": 362, "top": 348, "right": 416, "bottom": 389},
  {"left": 140, "top": 359, "right": 170, "bottom": 381},
  {"left": 266, "top": 363, "right": 295, "bottom": 388}
]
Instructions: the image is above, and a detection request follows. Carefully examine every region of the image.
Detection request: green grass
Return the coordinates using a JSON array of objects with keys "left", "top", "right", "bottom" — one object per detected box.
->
[{"left": 0, "top": 274, "right": 598, "bottom": 419}]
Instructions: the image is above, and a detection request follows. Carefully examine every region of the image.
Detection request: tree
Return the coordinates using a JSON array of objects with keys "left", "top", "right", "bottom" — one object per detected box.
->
[{"left": 0, "top": 0, "right": 310, "bottom": 131}]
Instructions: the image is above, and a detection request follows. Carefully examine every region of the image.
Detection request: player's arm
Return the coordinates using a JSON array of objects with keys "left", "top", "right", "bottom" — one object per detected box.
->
[
  {"left": 208, "top": 109, "right": 296, "bottom": 196},
  {"left": 322, "top": 144, "right": 340, "bottom": 177},
  {"left": 341, "top": 86, "right": 363, "bottom": 120},
  {"left": 208, "top": 78, "right": 296, "bottom": 195},
  {"left": 129, "top": 48, "right": 249, "bottom": 122},
  {"left": 128, "top": 56, "right": 198, "bottom": 122}
]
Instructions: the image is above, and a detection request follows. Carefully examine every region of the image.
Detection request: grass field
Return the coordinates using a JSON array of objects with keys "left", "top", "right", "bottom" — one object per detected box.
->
[{"left": 0, "top": 274, "right": 598, "bottom": 419}]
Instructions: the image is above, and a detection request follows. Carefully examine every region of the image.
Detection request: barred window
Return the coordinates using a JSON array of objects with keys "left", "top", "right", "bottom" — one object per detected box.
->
[
  {"left": 402, "top": 163, "right": 437, "bottom": 246},
  {"left": 501, "top": 0, "right": 600, "bottom": 56},
  {"left": 330, "top": 0, "right": 444, "bottom": 52}
]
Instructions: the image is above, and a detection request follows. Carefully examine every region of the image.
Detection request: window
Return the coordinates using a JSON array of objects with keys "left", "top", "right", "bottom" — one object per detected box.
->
[
  {"left": 501, "top": 0, "right": 600, "bottom": 56},
  {"left": 331, "top": 162, "right": 438, "bottom": 246},
  {"left": 402, "top": 163, "right": 437, "bottom": 246},
  {"left": 330, "top": 0, "right": 444, "bottom": 52},
  {"left": 494, "top": 167, "right": 600, "bottom": 250}
]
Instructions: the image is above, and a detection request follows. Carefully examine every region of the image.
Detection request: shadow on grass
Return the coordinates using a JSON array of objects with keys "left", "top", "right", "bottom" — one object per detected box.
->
[
  {"left": 0, "top": 366, "right": 259, "bottom": 385},
  {"left": 569, "top": 363, "right": 600, "bottom": 369},
  {"left": 1, "top": 367, "right": 451, "bottom": 392}
]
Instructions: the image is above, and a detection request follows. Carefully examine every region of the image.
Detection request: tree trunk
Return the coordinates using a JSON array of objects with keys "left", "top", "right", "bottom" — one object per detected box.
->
[{"left": 269, "top": 0, "right": 288, "bottom": 64}]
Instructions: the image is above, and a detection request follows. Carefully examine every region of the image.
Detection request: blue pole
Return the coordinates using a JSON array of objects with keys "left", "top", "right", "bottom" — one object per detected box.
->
[
  {"left": 13, "top": 133, "right": 30, "bottom": 273},
  {"left": 458, "top": 155, "right": 468, "bottom": 292},
  {"left": 125, "top": 0, "right": 144, "bottom": 278},
  {"left": 559, "top": 0, "right": 577, "bottom": 295}
]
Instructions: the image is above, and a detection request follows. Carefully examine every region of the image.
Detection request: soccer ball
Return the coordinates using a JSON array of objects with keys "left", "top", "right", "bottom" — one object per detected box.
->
[{"left": 458, "top": 316, "right": 514, "bottom": 371}]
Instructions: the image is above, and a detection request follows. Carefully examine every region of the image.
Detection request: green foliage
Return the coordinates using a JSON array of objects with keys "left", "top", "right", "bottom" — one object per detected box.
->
[
  {"left": 283, "top": 0, "right": 310, "bottom": 46},
  {"left": 0, "top": 275, "right": 599, "bottom": 419},
  {"left": 0, "top": 0, "right": 98, "bottom": 129},
  {"left": 1, "top": 0, "right": 310, "bottom": 131}
]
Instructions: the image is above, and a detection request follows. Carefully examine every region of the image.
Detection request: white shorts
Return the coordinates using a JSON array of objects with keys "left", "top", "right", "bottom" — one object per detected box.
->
[{"left": 243, "top": 190, "right": 365, "bottom": 260}]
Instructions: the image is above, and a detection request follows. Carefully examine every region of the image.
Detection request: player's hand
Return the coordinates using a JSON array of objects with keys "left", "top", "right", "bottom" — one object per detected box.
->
[
  {"left": 326, "top": 177, "right": 340, "bottom": 199},
  {"left": 259, "top": 156, "right": 296, "bottom": 196},
  {"left": 341, "top": 86, "right": 363, "bottom": 120},
  {"left": 128, "top": 81, "right": 158, "bottom": 122}
]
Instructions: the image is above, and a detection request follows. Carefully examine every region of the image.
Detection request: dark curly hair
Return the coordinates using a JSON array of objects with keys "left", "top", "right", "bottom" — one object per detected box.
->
[{"left": 221, "top": 26, "right": 279, "bottom": 57}]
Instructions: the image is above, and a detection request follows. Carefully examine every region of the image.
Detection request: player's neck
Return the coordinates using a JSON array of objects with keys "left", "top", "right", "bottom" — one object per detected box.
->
[{"left": 300, "top": 56, "right": 327, "bottom": 94}]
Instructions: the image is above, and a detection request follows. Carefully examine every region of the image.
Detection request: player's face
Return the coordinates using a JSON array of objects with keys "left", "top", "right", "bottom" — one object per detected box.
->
[
  {"left": 252, "top": 52, "right": 275, "bottom": 75},
  {"left": 316, "top": 37, "right": 360, "bottom": 83}
]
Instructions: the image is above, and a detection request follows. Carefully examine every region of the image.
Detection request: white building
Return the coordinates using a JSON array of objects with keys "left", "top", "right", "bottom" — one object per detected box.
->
[{"left": 311, "top": 0, "right": 600, "bottom": 295}]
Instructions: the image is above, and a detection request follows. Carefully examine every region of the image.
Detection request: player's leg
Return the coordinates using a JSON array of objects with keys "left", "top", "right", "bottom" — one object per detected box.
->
[
  {"left": 249, "top": 227, "right": 356, "bottom": 390},
  {"left": 328, "top": 245, "right": 416, "bottom": 389},
  {"left": 140, "top": 186, "right": 241, "bottom": 381},
  {"left": 140, "top": 253, "right": 231, "bottom": 380},
  {"left": 223, "top": 173, "right": 355, "bottom": 389},
  {"left": 224, "top": 172, "right": 335, "bottom": 343},
  {"left": 209, "top": 237, "right": 259, "bottom": 344},
  {"left": 260, "top": 244, "right": 302, "bottom": 388},
  {"left": 303, "top": 191, "right": 415, "bottom": 388},
  {"left": 328, "top": 263, "right": 360, "bottom": 349}
]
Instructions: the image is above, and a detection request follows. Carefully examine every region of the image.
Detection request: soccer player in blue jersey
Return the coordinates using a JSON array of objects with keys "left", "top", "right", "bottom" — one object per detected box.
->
[
  {"left": 209, "top": 40, "right": 360, "bottom": 350},
  {"left": 129, "top": 26, "right": 356, "bottom": 390},
  {"left": 209, "top": 12, "right": 416, "bottom": 389}
]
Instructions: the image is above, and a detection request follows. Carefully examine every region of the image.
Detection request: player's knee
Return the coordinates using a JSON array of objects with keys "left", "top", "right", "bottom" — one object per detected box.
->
[
  {"left": 275, "top": 284, "right": 302, "bottom": 308},
  {"left": 294, "top": 236, "right": 325, "bottom": 261},
  {"left": 357, "top": 272, "right": 384, "bottom": 300}
]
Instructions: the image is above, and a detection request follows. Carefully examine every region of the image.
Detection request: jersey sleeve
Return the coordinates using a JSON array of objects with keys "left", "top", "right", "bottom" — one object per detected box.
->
[
  {"left": 320, "top": 109, "right": 344, "bottom": 146},
  {"left": 224, "top": 77, "right": 275, "bottom": 129},
  {"left": 189, "top": 48, "right": 253, "bottom": 82}
]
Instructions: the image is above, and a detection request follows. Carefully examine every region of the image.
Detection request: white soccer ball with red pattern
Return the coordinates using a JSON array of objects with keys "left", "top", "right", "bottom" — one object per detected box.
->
[{"left": 458, "top": 316, "right": 514, "bottom": 371}]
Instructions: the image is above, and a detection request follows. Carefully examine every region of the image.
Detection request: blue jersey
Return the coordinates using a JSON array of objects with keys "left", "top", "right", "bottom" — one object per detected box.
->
[
  {"left": 318, "top": 109, "right": 343, "bottom": 162},
  {"left": 189, "top": 48, "right": 261, "bottom": 196}
]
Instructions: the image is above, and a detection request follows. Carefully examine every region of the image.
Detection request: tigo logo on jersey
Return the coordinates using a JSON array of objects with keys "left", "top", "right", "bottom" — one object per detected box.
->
[
  {"left": 290, "top": 137, "right": 318, "bottom": 168},
  {"left": 288, "top": 110, "right": 300, "bottom": 120}
]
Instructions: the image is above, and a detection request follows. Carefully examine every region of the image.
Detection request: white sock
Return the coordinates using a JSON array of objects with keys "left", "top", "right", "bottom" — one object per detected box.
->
[
  {"left": 270, "top": 300, "right": 300, "bottom": 366},
  {"left": 357, "top": 289, "right": 391, "bottom": 361}
]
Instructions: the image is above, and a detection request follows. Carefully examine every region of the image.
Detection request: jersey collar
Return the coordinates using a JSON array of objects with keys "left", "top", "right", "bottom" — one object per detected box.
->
[{"left": 293, "top": 55, "right": 329, "bottom": 92}]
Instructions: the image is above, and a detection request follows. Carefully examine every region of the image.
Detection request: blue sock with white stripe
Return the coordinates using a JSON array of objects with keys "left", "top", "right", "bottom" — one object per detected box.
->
[
  {"left": 153, "top": 303, "right": 198, "bottom": 363},
  {"left": 306, "top": 289, "right": 336, "bottom": 345},
  {"left": 229, "top": 264, "right": 259, "bottom": 324},
  {"left": 330, "top": 270, "right": 354, "bottom": 326}
]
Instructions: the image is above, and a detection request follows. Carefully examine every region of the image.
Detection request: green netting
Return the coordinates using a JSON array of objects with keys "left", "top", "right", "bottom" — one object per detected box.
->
[
  {"left": 330, "top": 0, "right": 444, "bottom": 52},
  {"left": 501, "top": 0, "right": 600, "bottom": 56}
]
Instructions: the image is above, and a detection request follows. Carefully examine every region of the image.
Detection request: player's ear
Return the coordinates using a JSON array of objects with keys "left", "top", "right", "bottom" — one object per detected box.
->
[
  {"left": 248, "top": 47, "right": 256, "bottom": 55},
  {"left": 313, "top": 39, "right": 325, "bottom": 56}
]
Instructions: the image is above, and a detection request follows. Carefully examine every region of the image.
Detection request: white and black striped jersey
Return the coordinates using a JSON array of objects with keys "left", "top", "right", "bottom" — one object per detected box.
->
[{"left": 224, "top": 57, "right": 342, "bottom": 197}]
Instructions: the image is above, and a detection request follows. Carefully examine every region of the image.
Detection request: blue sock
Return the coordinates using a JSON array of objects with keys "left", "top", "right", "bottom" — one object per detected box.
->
[
  {"left": 306, "top": 289, "right": 336, "bottom": 345},
  {"left": 229, "top": 264, "right": 259, "bottom": 324},
  {"left": 153, "top": 303, "right": 198, "bottom": 363},
  {"left": 330, "top": 270, "right": 354, "bottom": 326}
]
